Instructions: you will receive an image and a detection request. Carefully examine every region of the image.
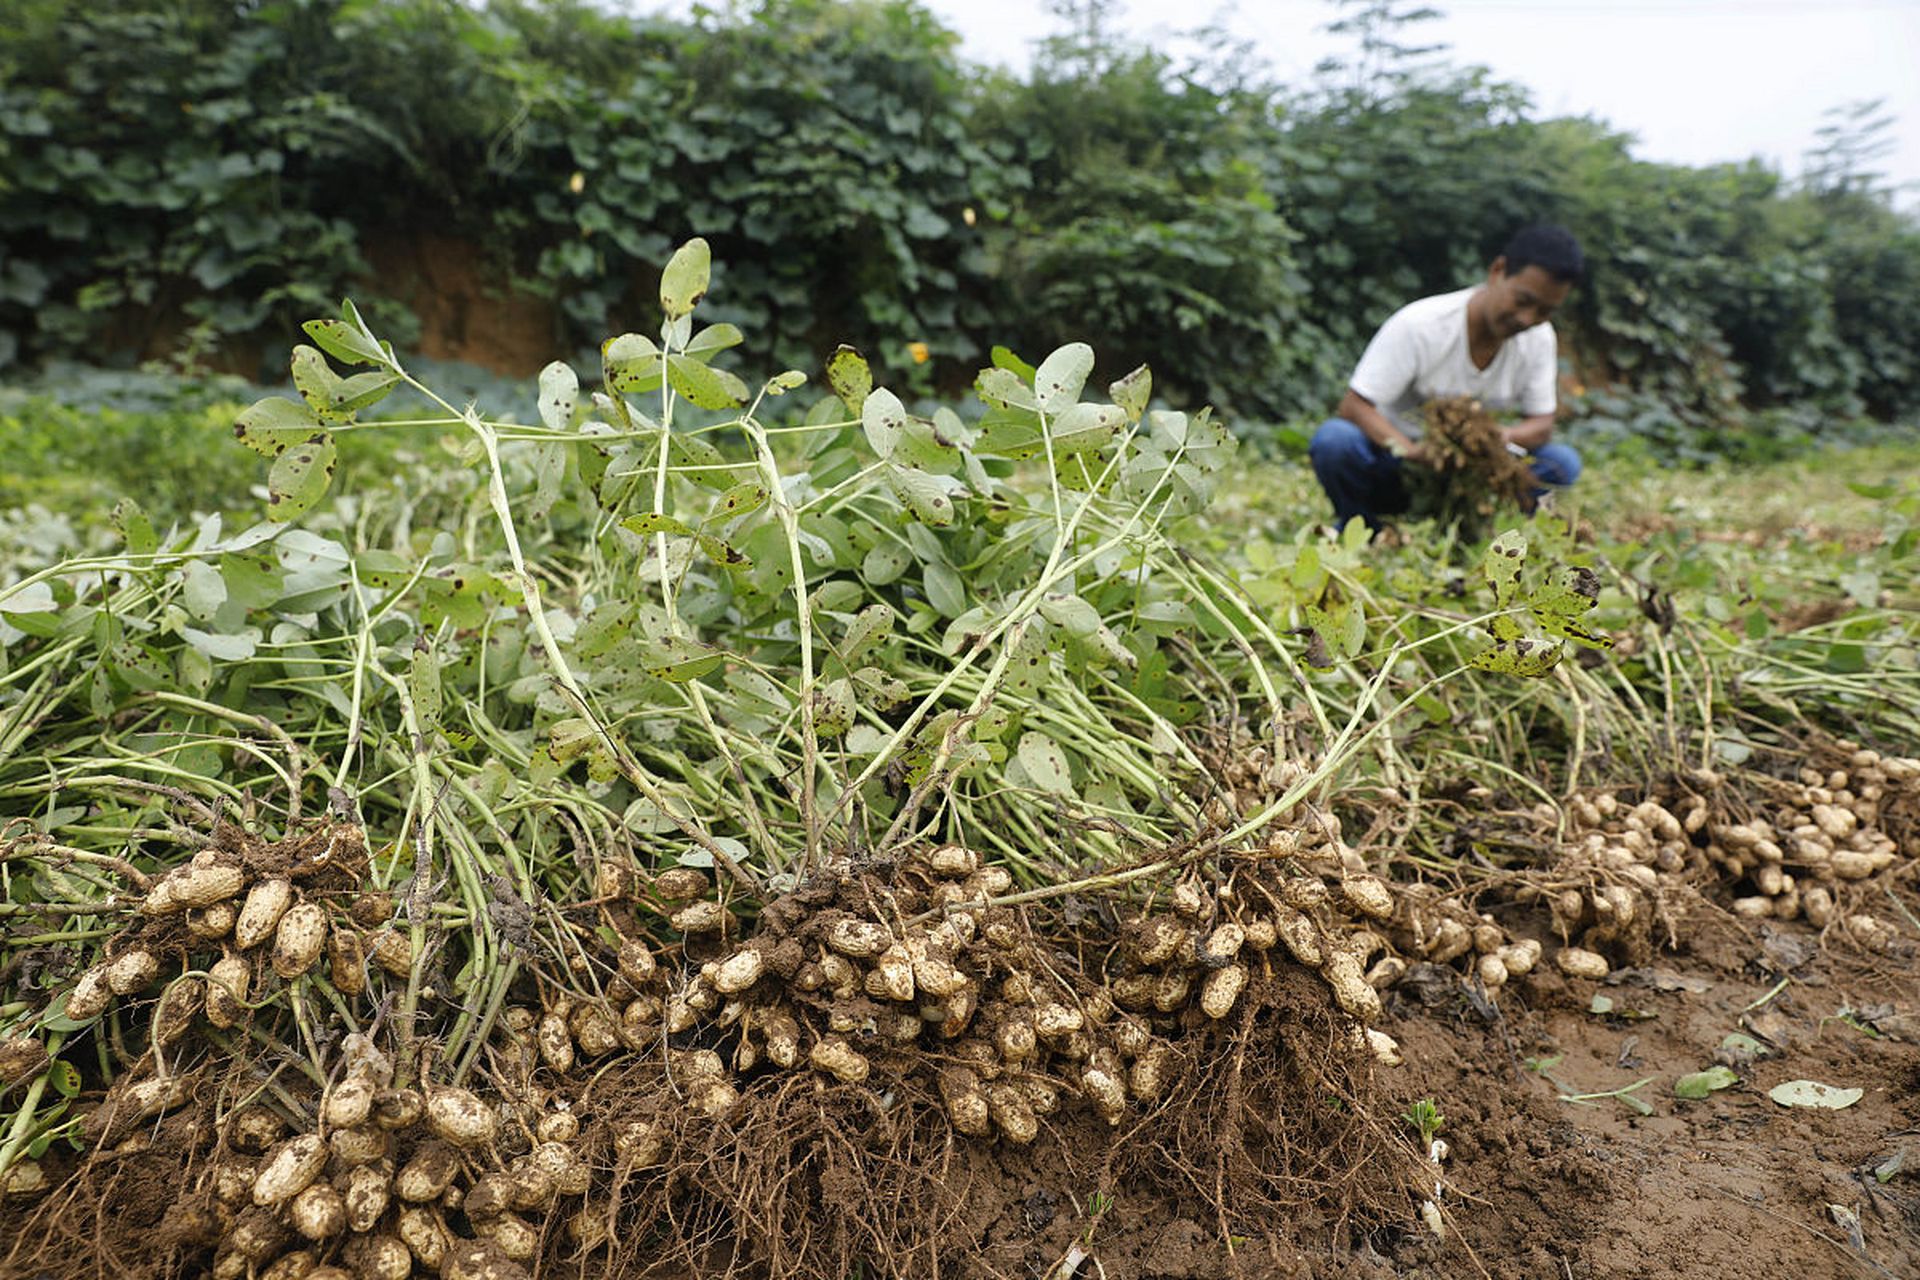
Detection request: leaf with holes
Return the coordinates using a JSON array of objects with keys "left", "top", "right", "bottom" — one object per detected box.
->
[
  {"left": 1469, "top": 635, "right": 1564, "bottom": 677},
  {"left": 812, "top": 678, "right": 855, "bottom": 737},
  {"left": 289, "top": 345, "right": 347, "bottom": 420},
  {"left": 638, "top": 635, "right": 726, "bottom": 683},
  {"left": 266, "top": 434, "right": 337, "bottom": 519},
  {"left": 622, "top": 512, "right": 697, "bottom": 539},
  {"left": 886, "top": 465, "right": 959, "bottom": 526},
  {"left": 863, "top": 542, "right": 913, "bottom": 585},
  {"left": 604, "top": 333, "right": 665, "bottom": 394},
  {"left": 1768, "top": 1080, "right": 1863, "bottom": 1109},
  {"left": 112, "top": 498, "right": 157, "bottom": 557},
  {"left": 826, "top": 345, "right": 872, "bottom": 416},
  {"left": 1530, "top": 566, "right": 1614, "bottom": 649},
  {"left": 234, "top": 396, "right": 323, "bottom": 457},
  {"left": 711, "top": 482, "right": 769, "bottom": 523},
  {"left": 1109, "top": 364, "right": 1151, "bottom": 422},
  {"left": 839, "top": 604, "right": 896, "bottom": 667},
  {"left": 302, "top": 317, "right": 387, "bottom": 367},
  {"left": 1003, "top": 618, "right": 1053, "bottom": 695},
  {"left": 852, "top": 665, "right": 912, "bottom": 709},
  {"left": 331, "top": 370, "right": 401, "bottom": 416},
  {"left": 1482, "top": 530, "right": 1528, "bottom": 609},
  {"left": 1039, "top": 593, "right": 1102, "bottom": 638}
]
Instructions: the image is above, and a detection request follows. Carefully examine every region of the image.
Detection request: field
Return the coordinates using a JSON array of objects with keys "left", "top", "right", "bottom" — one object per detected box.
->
[{"left": 2, "top": 252, "right": 1919, "bottom": 1280}]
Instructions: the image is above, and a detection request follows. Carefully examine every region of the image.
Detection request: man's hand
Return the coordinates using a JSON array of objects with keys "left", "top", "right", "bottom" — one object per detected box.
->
[
  {"left": 1504, "top": 414, "right": 1556, "bottom": 451},
  {"left": 1338, "top": 388, "right": 1427, "bottom": 463}
]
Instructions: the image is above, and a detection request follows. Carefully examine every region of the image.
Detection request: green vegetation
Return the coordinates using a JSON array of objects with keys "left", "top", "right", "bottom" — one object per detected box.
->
[{"left": 3, "top": 0, "right": 1917, "bottom": 443}]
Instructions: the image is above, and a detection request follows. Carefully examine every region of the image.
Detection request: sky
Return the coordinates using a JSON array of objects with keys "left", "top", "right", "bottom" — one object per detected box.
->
[{"left": 915, "top": 0, "right": 1920, "bottom": 207}]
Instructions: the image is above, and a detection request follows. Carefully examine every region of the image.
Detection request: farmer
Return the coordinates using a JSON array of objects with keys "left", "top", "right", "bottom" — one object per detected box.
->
[{"left": 1309, "top": 224, "right": 1585, "bottom": 530}]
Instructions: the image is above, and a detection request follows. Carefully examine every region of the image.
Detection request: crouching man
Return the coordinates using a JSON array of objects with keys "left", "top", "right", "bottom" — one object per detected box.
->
[{"left": 1310, "top": 224, "right": 1585, "bottom": 530}]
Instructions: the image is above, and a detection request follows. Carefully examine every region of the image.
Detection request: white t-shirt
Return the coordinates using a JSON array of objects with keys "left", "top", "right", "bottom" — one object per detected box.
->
[{"left": 1348, "top": 287, "right": 1558, "bottom": 438}]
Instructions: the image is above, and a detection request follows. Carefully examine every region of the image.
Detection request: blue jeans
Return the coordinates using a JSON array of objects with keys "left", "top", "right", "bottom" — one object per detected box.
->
[{"left": 1308, "top": 417, "right": 1582, "bottom": 530}]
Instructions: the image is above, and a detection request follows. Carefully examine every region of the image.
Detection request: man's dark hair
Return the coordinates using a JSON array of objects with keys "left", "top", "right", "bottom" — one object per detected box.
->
[{"left": 1499, "top": 224, "right": 1585, "bottom": 284}]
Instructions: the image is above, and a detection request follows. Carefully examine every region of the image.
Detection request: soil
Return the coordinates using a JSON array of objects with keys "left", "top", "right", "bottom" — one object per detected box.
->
[{"left": 1381, "top": 919, "right": 1920, "bottom": 1280}]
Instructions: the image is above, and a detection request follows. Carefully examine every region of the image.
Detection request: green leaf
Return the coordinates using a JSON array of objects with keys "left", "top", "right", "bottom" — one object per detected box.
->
[
  {"left": 289, "top": 344, "right": 343, "bottom": 419},
  {"left": 1768, "top": 1080, "right": 1863, "bottom": 1109},
  {"left": 603, "top": 333, "right": 664, "bottom": 394},
  {"left": 410, "top": 644, "right": 443, "bottom": 730},
  {"left": 622, "top": 512, "right": 697, "bottom": 538},
  {"left": 711, "top": 482, "right": 769, "bottom": 522},
  {"left": 234, "top": 396, "right": 322, "bottom": 456},
  {"left": 1016, "top": 730, "right": 1074, "bottom": 794},
  {"left": 180, "top": 560, "right": 226, "bottom": 621},
  {"left": 976, "top": 366, "right": 1039, "bottom": 414},
  {"left": 990, "top": 344, "right": 1037, "bottom": 383},
  {"left": 1050, "top": 402, "right": 1126, "bottom": 456},
  {"left": 538, "top": 361, "right": 579, "bottom": 432},
  {"left": 685, "top": 323, "right": 744, "bottom": 360},
  {"left": 862, "top": 388, "right": 906, "bottom": 460},
  {"left": 826, "top": 345, "right": 872, "bottom": 416},
  {"left": 1674, "top": 1066, "right": 1739, "bottom": 1099},
  {"left": 1039, "top": 593, "right": 1102, "bottom": 637},
  {"left": 181, "top": 626, "right": 257, "bottom": 662},
  {"left": 886, "top": 465, "right": 959, "bottom": 526},
  {"left": 112, "top": 498, "right": 156, "bottom": 557},
  {"left": 666, "top": 354, "right": 748, "bottom": 410},
  {"left": 840, "top": 604, "right": 896, "bottom": 666},
  {"left": 1034, "top": 342, "right": 1095, "bottom": 414},
  {"left": 1482, "top": 530, "right": 1528, "bottom": 609},
  {"left": 1845, "top": 481, "right": 1897, "bottom": 499},
  {"left": 812, "top": 678, "right": 855, "bottom": 737},
  {"left": 863, "top": 543, "right": 913, "bottom": 585},
  {"left": 331, "top": 370, "right": 400, "bottom": 416},
  {"left": 47, "top": 1059, "right": 81, "bottom": 1098},
  {"left": 923, "top": 560, "right": 965, "bottom": 617},
  {"left": 302, "top": 314, "right": 387, "bottom": 366},
  {"left": 660, "top": 237, "right": 711, "bottom": 319},
  {"left": 639, "top": 635, "right": 726, "bottom": 682},
  {"left": 265, "top": 434, "right": 338, "bottom": 519},
  {"left": 1468, "top": 635, "right": 1564, "bottom": 677},
  {"left": 1109, "top": 364, "right": 1151, "bottom": 421}
]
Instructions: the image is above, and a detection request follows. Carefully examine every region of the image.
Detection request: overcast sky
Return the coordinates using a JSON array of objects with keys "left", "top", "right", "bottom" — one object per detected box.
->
[{"left": 919, "top": 0, "right": 1920, "bottom": 207}]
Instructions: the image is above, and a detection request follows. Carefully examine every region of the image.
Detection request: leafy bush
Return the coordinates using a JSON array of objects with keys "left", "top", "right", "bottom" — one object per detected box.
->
[{"left": 2, "top": 0, "right": 1917, "bottom": 445}]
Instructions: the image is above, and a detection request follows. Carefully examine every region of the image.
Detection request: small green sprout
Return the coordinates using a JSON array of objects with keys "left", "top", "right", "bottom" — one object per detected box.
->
[{"left": 1402, "top": 1098, "right": 1446, "bottom": 1147}]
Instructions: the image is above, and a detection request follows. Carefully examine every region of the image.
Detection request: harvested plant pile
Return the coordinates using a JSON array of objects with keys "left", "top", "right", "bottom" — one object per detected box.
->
[
  {"left": 1404, "top": 395, "right": 1538, "bottom": 532},
  {"left": 2, "top": 827, "right": 1438, "bottom": 1280}
]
